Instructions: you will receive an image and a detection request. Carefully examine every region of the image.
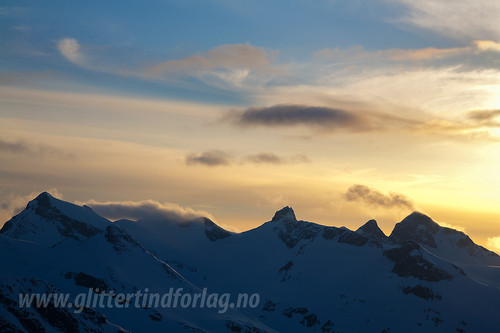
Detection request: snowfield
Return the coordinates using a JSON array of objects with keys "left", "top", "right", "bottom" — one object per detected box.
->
[{"left": 1, "top": 192, "right": 500, "bottom": 332}]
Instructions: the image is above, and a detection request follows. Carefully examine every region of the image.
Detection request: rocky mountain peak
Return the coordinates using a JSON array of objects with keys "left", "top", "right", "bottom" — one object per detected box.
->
[
  {"left": 356, "top": 219, "right": 387, "bottom": 241},
  {"left": 271, "top": 206, "right": 297, "bottom": 223},
  {"left": 389, "top": 211, "right": 441, "bottom": 248}
]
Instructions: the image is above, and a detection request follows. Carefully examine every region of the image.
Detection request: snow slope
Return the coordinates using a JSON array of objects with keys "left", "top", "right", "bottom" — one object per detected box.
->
[{"left": 2, "top": 194, "right": 500, "bottom": 332}]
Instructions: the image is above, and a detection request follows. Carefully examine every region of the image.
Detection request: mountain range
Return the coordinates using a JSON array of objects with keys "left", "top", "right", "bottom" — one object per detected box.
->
[{"left": 1, "top": 192, "right": 500, "bottom": 332}]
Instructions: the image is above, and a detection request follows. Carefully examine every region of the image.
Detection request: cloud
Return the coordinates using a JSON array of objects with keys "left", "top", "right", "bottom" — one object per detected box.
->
[
  {"left": 315, "top": 40, "right": 500, "bottom": 64},
  {"left": 245, "top": 152, "right": 309, "bottom": 164},
  {"left": 84, "top": 199, "right": 213, "bottom": 223},
  {"left": 467, "top": 109, "right": 500, "bottom": 124},
  {"left": 343, "top": 184, "right": 415, "bottom": 210},
  {"left": 438, "top": 222, "right": 466, "bottom": 233},
  {"left": 229, "top": 104, "right": 365, "bottom": 131},
  {"left": 0, "top": 188, "right": 63, "bottom": 226},
  {"left": 58, "top": 38, "right": 85, "bottom": 66},
  {"left": 185, "top": 150, "right": 310, "bottom": 167},
  {"left": 0, "top": 138, "right": 77, "bottom": 160},
  {"left": 185, "top": 150, "right": 232, "bottom": 166},
  {"left": 315, "top": 45, "right": 468, "bottom": 63},
  {"left": 392, "top": 0, "right": 500, "bottom": 41},
  {"left": 413, "top": 109, "right": 500, "bottom": 142},
  {"left": 486, "top": 236, "right": 500, "bottom": 254},
  {"left": 143, "top": 43, "right": 277, "bottom": 78},
  {"left": 473, "top": 40, "right": 500, "bottom": 53}
]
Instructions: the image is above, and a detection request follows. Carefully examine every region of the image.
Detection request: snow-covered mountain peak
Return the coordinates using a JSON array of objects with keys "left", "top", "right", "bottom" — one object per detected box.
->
[
  {"left": 29, "top": 191, "right": 53, "bottom": 207},
  {"left": 271, "top": 206, "right": 297, "bottom": 223},
  {"left": 0, "top": 192, "right": 111, "bottom": 246},
  {"left": 200, "top": 217, "right": 233, "bottom": 241},
  {"left": 356, "top": 219, "right": 387, "bottom": 241},
  {"left": 389, "top": 211, "right": 440, "bottom": 248}
]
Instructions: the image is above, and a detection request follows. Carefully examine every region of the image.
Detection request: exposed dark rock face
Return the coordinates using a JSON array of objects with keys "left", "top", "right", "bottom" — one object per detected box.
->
[
  {"left": 0, "top": 278, "right": 110, "bottom": 333},
  {"left": 203, "top": 217, "right": 232, "bottom": 241},
  {"left": 300, "top": 313, "right": 320, "bottom": 327},
  {"left": 65, "top": 272, "right": 109, "bottom": 291},
  {"left": 271, "top": 207, "right": 369, "bottom": 248},
  {"left": 0, "top": 192, "right": 101, "bottom": 241},
  {"left": 278, "top": 223, "right": 321, "bottom": 248},
  {"left": 149, "top": 311, "right": 163, "bottom": 321},
  {"left": 262, "top": 300, "right": 276, "bottom": 312},
  {"left": 389, "top": 211, "right": 499, "bottom": 258},
  {"left": 272, "top": 206, "right": 296, "bottom": 223},
  {"left": 356, "top": 219, "right": 388, "bottom": 242},
  {"left": 321, "top": 320, "right": 335, "bottom": 332},
  {"left": 401, "top": 285, "right": 442, "bottom": 301},
  {"left": 35, "top": 299, "right": 80, "bottom": 333},
  {"left": 383, "top": 241, "right": 453, "bottom": 281},
  {"left": 283, "top": 307, "right": 309, "bottom": 318},
  {"left": 278, "top": 261, "right": 294, "bottom": 282},
  {"left": 270, "top": 207, "right": 322, "bottom": 248},
  {"left": 389, "top": 212, "right": 440, "bottom": 248},
  {"left": 225, "top": 319, "right": 263, "bottom": 333},
  {"left": 322, "top": 227, "right": 369, "bottom": 247},
  {"left": 105, "top": 224, "right": 141, "bottom": 253}
]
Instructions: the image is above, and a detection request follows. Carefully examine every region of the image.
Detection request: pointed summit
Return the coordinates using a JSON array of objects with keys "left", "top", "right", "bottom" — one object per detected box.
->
[
  {"left": 0, "top": 192, "right": 110, "bottom": 246},
  {"left": 356, "top": 219, "right": 387, "bottom": 241},
  {"left": 33, "top": 191, "right": 53, "bottom": 206},
  {"left": 389, "top": 211, "right": 440, "bottom": 248},
  {"left": 271, "top": 206, "right": 297, "bottom": 223}
]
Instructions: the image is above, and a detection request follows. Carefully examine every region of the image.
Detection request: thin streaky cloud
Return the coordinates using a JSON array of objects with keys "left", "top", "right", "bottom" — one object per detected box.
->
[
  {"left": 0, "top": 138, "right": 77, "bottom": 160},
  {"left": 392, "top": 0, "right": 500, "bottom": 40},
  {"left": 143, "top": 43, "right": 278, "bottom": 78},
  {"left": 467, "top": 109, "right": 500, "bottom": 123}
]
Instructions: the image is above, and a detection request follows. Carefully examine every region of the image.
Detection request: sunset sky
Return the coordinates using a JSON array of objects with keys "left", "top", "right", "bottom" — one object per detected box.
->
[{"left": 1, "top": 0, "right": 500, "bottom": 250}]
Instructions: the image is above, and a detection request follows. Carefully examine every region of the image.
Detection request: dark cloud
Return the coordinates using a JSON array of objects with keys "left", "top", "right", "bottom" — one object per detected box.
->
[
  {"left": 85, "top": 199, "right": 212, "bottom": 223},
  {"left": 185, "top": 150, "right": 232, "bottom": 166},
  {"left": 467, "top": 109, "right": 500, "bottom": 125},
  {"left": 0, "top": 138, "right": 77, "bottom": 160},
  {"left": 230, "top": 104, "right": 364, "bottom": 131},
  {"left": 0, "top": 139, "right": 30, "bottom": 154},
  {"left": 344, "top": 184, "right": 414, "bottom": 210}
]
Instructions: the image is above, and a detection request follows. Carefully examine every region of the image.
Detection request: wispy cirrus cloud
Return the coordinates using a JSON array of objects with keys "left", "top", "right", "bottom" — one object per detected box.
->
[
  {"left": 142, "top": 43, "right": 281, "bottom": 89},
  {"left": 143, "top": 43, "right": 276, "bottom": 78},
  {"left": 315, "top": 40, "right": 500, "bottom": 64},
  {"left": 315, "top": 45, "right": 468, "bottom": 63},
  {"left": 343, "top": 184, "right": 415, "bottom": 210},
  {"left": 0, "top": 138, "right": 77, "bottom": 160},
  {"left": 412, "top": 108, "right": 500, "bottom": 142},
  {"left": 391, "top": 0, "right": 500, "bottom": 41}
]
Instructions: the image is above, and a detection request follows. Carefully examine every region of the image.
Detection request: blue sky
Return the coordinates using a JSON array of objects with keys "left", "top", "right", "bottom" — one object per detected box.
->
[
  {"left": 0, "top": 0, "right": 463, "bottom": 101},
  {"left": 2, "top": 0, "right": 500, "bottom": 250}
]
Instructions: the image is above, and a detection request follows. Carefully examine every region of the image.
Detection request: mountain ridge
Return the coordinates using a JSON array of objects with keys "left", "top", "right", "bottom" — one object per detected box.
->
[{"left": 2, "top": 192, "right": 500, "bottom": 332}]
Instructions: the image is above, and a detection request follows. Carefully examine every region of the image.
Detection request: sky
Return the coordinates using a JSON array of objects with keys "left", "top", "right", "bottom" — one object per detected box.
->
[{"left": 1, "top": 0, "right": 500, "bottom": 250}]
